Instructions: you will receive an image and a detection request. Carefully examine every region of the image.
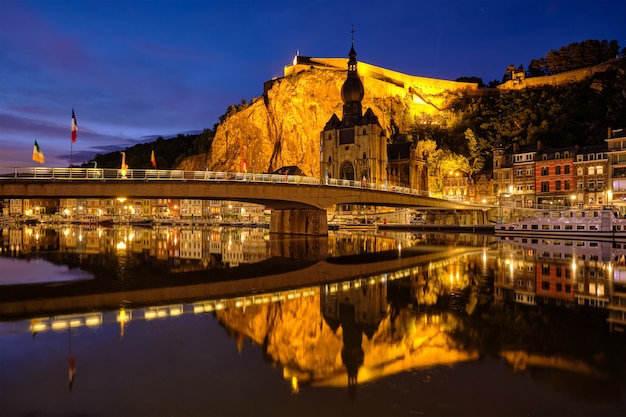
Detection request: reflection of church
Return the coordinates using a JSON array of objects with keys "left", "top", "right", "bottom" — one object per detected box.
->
[
  {"left": 321, "top": 280, "right": 387, "bottom": 398},
  {"left": 320, "top": 41, "right": 428, "bottom": 191}
]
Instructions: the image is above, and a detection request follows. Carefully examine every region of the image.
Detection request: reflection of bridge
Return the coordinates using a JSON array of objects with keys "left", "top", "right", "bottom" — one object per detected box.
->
[
  {"left": 0, "top": 167, "right": 487, "bottom": 234},
  {"left": 0, "top": 245, "right": 474, "bottom": 322}
]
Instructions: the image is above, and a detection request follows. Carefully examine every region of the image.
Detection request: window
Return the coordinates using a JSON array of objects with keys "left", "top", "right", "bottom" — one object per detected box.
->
[
  {"left": 565, "top": 180, "right": 570, "bottom": 190},
  {"left": 577, "top": 167, "right": 583, "bottom": 176},
  {"left": 555, "top": 152, "right": 561, "bottom": 159},
  {"left": 564, "top": 151, "right": 570, "bottom": 158},
  {"left": 526, "top": 167, "right": 533, "bottom": 176},
  {"left": 541, "top": 181, "right": 549, "bottom": 192},
  {"left": 596, "top": 165, "right": 603, "bottom": 175},
  {"left": 556, "top": 180, "right": 561, "bottom": 190},
  {"left": 517, "top": 168, "right": 523, "bottom": 176},
  {"left": 542, "top": 154, "right": 548, "bottom": 160},
  {"left": 578, "top": 180, "right": 584, "bottom": 189},
  {"left": 541, "top": 167, "right": 548, "bottom": 176},
  {"left": 542, "top": 281, "right": 550, "bottom": 290},
  {"left": 589, "top": 180, "right": 595, "bottom": 189},
  {"left": 588, "top": 166, "right": 595, "bottom": 175},
  {"left": 564, "top": 165, "right": 570, "bottom": 174},
  {"left": 577, "top": 155, "right": 584, "bottom": 161},
  {"left": 526, "top": 184, "right": 533, "bottom": 191},
  {"left": 556, "top": 166, "right": 561, "bottom": 175}
]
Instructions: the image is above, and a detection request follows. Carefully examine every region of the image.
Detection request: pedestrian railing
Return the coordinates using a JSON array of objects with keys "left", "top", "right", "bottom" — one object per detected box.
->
[{"left": 0, "top": 166, "right": 434, "bottom": 198}]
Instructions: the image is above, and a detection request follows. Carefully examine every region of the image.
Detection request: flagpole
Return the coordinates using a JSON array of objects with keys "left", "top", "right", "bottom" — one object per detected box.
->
[{"left": 70, "top": 108, "right": 73, "bottom": 178}]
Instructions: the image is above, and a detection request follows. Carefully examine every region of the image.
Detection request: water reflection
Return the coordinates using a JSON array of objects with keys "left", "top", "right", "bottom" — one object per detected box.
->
[{"left": 1, "top": 225, "right": 625, "bottom": 415}]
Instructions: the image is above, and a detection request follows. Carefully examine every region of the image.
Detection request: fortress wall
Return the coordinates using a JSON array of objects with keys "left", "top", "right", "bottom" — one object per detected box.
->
[
  {"left": 284, "top": 57, "right": 479, "bottom": 97},
  {"left": 498, "top": 59, "right": 619, "bottom": 90}
]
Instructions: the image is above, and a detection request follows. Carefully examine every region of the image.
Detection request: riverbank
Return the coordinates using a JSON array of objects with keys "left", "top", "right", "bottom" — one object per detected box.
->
[{"left": 378, "top": 223, "right": 495, "bottom": 233}]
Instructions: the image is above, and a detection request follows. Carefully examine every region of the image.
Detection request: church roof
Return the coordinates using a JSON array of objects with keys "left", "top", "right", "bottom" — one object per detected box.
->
[
  {"left": 323, "top": 113, "right": 341, "bottom": 130},
  {"left": 359, "top": 108, "right": 380, "bottom": 126},
  {"left": 387, "top": 142, "right": 412, "bottom": 161}
]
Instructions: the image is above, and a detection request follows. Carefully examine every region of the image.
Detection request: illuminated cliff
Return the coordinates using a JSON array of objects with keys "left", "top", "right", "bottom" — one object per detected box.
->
[{"left": 178, "top": 56, "right": 479, "bottom": 177}]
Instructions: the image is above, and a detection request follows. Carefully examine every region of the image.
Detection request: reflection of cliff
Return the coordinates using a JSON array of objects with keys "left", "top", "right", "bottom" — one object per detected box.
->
[{"left": 215, "top": 283, "right": 479, "bottom": 391}]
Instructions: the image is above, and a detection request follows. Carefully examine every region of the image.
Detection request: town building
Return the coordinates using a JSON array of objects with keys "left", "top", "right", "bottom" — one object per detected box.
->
[{"left": 606, "top": 128, "right": 626, "bottom": 208}]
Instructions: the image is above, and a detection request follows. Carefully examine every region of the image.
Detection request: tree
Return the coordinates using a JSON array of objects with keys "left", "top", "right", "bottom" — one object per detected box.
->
[
  {"left": 427, "top": 149, "right": 470, "bottom": 193},
  {"left": 465, "top": 128, "right": 488, "bottom": 178}
]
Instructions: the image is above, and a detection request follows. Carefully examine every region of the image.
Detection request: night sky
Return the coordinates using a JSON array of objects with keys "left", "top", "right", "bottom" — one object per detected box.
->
[{"left": 1, "top": 0, "right": 625, "bottom": 167}]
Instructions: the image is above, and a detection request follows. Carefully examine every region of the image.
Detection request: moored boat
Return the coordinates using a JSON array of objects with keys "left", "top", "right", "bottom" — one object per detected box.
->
[
  {"left": 495, "top": 207, "right": 626, "bottom": 240},
  {"left": 338, "top": 222, "right": 379, "bottom": 231},
  {"left": 73, "top": 215, "right": 114, "bottom": 225}
]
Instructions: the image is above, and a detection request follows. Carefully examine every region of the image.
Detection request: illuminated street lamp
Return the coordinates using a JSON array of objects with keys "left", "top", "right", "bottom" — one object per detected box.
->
[{"left": 570, "top": 194, "right": 576, "bottom": 207}]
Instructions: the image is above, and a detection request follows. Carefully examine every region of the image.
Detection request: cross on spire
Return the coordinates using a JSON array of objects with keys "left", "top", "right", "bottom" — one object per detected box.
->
[{"left": 350, "top": 24, "right": 355, "bottom": 44}]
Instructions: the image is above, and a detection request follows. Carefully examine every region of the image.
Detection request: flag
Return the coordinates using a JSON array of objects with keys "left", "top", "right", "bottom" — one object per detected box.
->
[
  {"left": 151, "top": 150, "right": 156, "bottom": 168},
  {"left": 71, "top": 108, "right": 78, "bottom": 143},
  {"left": 32, "top": 140, "right": 45, "bottom": 164}
]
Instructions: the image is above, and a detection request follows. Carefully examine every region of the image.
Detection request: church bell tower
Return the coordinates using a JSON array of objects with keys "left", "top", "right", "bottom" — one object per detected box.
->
[{"left": 320, "top": 41, "right": 387, "bottom": 185}]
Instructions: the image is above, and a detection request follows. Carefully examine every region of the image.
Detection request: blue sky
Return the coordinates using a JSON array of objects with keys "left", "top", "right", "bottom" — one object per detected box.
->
[{"left": 1, "top": 0, "right": 625, "bottom": 167}]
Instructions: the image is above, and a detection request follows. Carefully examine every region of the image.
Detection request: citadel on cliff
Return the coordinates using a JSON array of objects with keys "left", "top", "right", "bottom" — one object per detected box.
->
[{"left": 178, "top": 39, "right": 624, "bottom": 211}]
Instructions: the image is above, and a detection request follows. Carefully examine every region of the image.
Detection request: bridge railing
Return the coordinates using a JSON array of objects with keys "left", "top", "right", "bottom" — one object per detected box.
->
[{"left": 0, "top": 166, "right": 431, "bottom": 197}]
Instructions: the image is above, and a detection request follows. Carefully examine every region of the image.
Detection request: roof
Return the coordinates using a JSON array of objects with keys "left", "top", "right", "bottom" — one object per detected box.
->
[{"left": 387, "top": 142, "right": 412, "bottom": 161}]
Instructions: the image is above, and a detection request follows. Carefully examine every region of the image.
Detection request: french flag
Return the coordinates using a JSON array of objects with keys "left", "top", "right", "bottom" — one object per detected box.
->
[{"left": 71, "top": 108, "right": 78, "bottom": 143}]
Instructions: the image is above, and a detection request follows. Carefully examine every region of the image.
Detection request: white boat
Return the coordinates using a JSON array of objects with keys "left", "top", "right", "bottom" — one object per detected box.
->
[
  {"left": 0, "top": 216, "right": 16, "bottom": 227},
  {"left": 73, "top": 215, "right": 114, "bottom": 225},
  {"left": 338, "top": 222, "right": 379, "bottom": 231},
  {"left": 495, "top": 207, "right": 626, "bottom": 240}
]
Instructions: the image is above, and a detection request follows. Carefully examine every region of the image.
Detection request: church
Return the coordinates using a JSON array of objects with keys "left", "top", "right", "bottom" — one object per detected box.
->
[{"left": 319, "top": 42, "right": 428, "bottom": 192}]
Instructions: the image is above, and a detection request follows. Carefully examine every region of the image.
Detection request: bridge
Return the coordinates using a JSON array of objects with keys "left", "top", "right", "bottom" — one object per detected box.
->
[{"left": 0, "top": 166, "right": 487, "bottom": 235}]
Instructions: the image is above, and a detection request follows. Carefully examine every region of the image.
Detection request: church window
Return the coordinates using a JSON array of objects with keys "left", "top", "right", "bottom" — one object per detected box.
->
[
  {"left": 363, "top": 152, "right": 367, "bottom": 159},
  {"left": 328, "top": 134, "right": 332, "bottom": 140},
  {"left": 328, "top": 156, "right": 332, "bottom": 163},
  {"left": 340, "top": 161, "right": 355, "bottom": 180},
  {"left": 362, "top": 128, "right": 367, "bottom": 135}
]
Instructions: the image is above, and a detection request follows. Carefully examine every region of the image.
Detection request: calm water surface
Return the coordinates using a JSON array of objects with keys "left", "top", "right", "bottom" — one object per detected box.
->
[{"left": 1, "top": 224, "right": 625, "bottom": 416}]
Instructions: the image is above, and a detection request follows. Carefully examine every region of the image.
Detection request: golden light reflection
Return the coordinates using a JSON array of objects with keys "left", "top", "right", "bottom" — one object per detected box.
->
[{"left": 291, "top": 376, "right": 299, "bottom": 393}]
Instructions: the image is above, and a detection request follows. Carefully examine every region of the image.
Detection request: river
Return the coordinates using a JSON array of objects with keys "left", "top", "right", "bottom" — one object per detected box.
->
[{"left": 1, "top": 224, "right": 625, "bottom": 416}]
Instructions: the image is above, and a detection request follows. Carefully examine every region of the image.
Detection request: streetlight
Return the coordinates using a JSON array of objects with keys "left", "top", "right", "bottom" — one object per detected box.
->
[{"left": 570, "top": 194, "right": 576, "bottom": 208}]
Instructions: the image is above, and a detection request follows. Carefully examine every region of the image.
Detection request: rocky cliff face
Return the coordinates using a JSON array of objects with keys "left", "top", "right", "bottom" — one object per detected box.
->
[{"left": 178, "top": 62, "right": 474, "bottom": 177}]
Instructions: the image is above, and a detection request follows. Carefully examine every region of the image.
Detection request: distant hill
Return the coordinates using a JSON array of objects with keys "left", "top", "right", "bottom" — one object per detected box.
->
[{"left": 82, "top": 130, "right": 213, "bottom": 169}]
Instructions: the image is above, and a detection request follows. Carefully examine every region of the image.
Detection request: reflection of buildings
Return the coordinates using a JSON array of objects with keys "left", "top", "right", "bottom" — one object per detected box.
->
[
  {"left": 494, "top": 237, "right": 626, "bottom": 329},
  {"left": 9, "top": 234, "right": 624, "bottom": 401}
]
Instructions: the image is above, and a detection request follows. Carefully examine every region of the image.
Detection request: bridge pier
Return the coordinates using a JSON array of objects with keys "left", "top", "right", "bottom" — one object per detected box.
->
[{"left": 269, "top": 208, "right": 328, "bottom": 236}]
